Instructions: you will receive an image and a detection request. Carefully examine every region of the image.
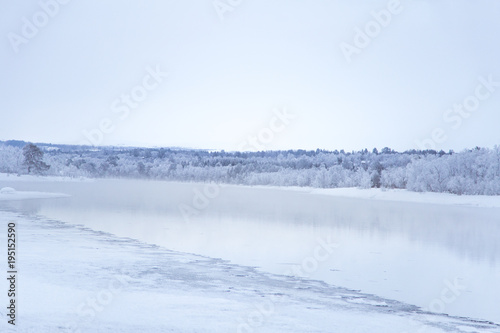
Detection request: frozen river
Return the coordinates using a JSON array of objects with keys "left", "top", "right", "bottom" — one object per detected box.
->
[{"left": 1, "top": 178, "right": 499, "bottom": 324}]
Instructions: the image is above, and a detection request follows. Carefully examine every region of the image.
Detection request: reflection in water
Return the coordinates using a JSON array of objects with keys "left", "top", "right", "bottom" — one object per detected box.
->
[
  {"left": 1, "top": 198, "right": 45, "bottom": 216},
  {"left": 1, "top": 179, "right": 499, "bottom": 322}
]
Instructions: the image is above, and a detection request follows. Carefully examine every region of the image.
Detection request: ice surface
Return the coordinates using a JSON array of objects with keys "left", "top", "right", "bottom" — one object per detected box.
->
[
  {"left": 1, "top": 177, "right": 500, "bottom": 331},
  {"left": 0, "top": 210, "right": 499, "bottom": 332},
  {"left": 0, "top": 188, "right": 69, "bottom": 201}
]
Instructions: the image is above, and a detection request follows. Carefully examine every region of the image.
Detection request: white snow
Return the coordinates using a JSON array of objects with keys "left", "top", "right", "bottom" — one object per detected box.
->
[
  {"left": 309, "top": 187, "right": 500, "bottom": 207},
  {"left": 0, "top": 187, "right": 69, "bottom": 201},
  {"left": 0, "top": 172, "right": 93, "bottom": 183},
  {"left": 0, "top": 187, "right": 15, "bottom": 194},
  {"left": 1, "top": 177, "right": 500, "bottom": 331},
  {"left": 2, "top": 171, "right": 500, "bottom": 207},
  {"left": 1, "top": 210, "right": 499, "bottom": 332},
  {"left": 246, "top": 184, "right": 500, "bottom": 208}
]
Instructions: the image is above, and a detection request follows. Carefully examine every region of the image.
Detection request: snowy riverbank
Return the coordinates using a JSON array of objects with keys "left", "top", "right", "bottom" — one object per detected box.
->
[
  {"left": 2, "top": 171, "right": 500, "bottom": 207},
  {"left": 0, "top": 173, "right": 500, "bottom": 208},
  {"left": 0, "top": 173, "right": 93, "bottom": 183},
  {"left": 0, "top": 186, "right": 69, "bottom": 201},
  {"left": 0, "top": 179, "right": 499, "bottom": 331},
  {"left": 223, "top": 183, "right": 500, "bottom": 208},
  {"left": 309, "top": 187, "right": 500, "bottom": 208},
  {"left": 1, "top": 209, "right": 499, "bottom": 332}
]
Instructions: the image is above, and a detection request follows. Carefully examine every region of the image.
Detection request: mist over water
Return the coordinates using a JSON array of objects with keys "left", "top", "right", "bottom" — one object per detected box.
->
[{"left": 2, "top": 178, "right": 499, "bottom": 323}]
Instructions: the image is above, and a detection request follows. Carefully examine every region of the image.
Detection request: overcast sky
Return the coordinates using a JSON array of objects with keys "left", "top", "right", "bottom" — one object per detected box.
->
[{"left": 1, "top": 0, "right": 499, "bottom": 152}]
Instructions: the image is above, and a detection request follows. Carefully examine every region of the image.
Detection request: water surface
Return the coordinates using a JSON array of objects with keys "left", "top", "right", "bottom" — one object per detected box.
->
[{"left": 1, "top": 178, "right": 499, "bottom": 323}]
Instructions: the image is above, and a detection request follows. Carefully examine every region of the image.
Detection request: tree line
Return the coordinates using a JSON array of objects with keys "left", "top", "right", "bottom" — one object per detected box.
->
[{"left": 1, "top": 142, "right": 499, "bottom": 195}]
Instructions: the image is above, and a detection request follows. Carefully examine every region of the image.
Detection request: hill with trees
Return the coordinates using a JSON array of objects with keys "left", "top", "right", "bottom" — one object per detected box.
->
[{"left": 1, "top": 141, "right": 499, "bottom": 195}]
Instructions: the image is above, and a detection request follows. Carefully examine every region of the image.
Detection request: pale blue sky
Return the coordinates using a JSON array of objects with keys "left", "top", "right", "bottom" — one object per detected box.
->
[{"left": 1, "top": 0, "right": 499, "bottom": 151}]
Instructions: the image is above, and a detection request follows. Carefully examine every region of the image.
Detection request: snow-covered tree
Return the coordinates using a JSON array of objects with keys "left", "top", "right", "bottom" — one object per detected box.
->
[{"left": 22, "top": 143, "right": 50, "bottom": 174}]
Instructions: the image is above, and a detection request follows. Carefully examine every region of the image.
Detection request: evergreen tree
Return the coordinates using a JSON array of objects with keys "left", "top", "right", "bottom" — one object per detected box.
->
[{"left": 22, "top": 143, "right": 50, "bottom": 174}]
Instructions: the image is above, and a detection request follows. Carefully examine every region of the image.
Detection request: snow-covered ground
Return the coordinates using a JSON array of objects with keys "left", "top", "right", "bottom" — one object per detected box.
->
[
  {"left": 246, "top": 184, "right": 500, "bottom": 208},
  {"left": 310, "top": 187, "right": 500, "bottom": 208},
  {"left": 0, "top": 173, "right": 93, "bottom": 183},
  {"left": 2, "top": 172, "right": 500, "bottom": 208},
  {"left": 1, "top": 178, "right": 500, "bottom": 331},
  {"left": 1, "top": 207, "right": 499, "bottom": 332},
  {"left": 0, "top": 186, "right": 69, "bottom": 201}
]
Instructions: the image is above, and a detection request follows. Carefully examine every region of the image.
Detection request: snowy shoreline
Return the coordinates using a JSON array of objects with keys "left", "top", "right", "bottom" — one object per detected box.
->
[
  {"left": 308, "top": 187, "right": 500, "bottom": 208},
  {"left": 1, "top": 210, "right": 499, "bottom": 332},
  {"left": 0, "top": 187, "right": 70, "bottom": 201},
  {"left": 1, "top": 174, "right": 500, "bottom": 331},
  {"left": 2, "top": 172, "right": 500, "bottom": 208},
  {"left": 213, "top": 183, "right": 500, "bottom": 208},
  {"left": 0, "top": 173, "right": 93, "bottom": 183}
]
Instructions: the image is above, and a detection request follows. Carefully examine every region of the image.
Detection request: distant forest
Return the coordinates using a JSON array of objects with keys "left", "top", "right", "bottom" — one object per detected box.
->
[{"left": 1, "top": 140, "right": 500, "bottom": 195}]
